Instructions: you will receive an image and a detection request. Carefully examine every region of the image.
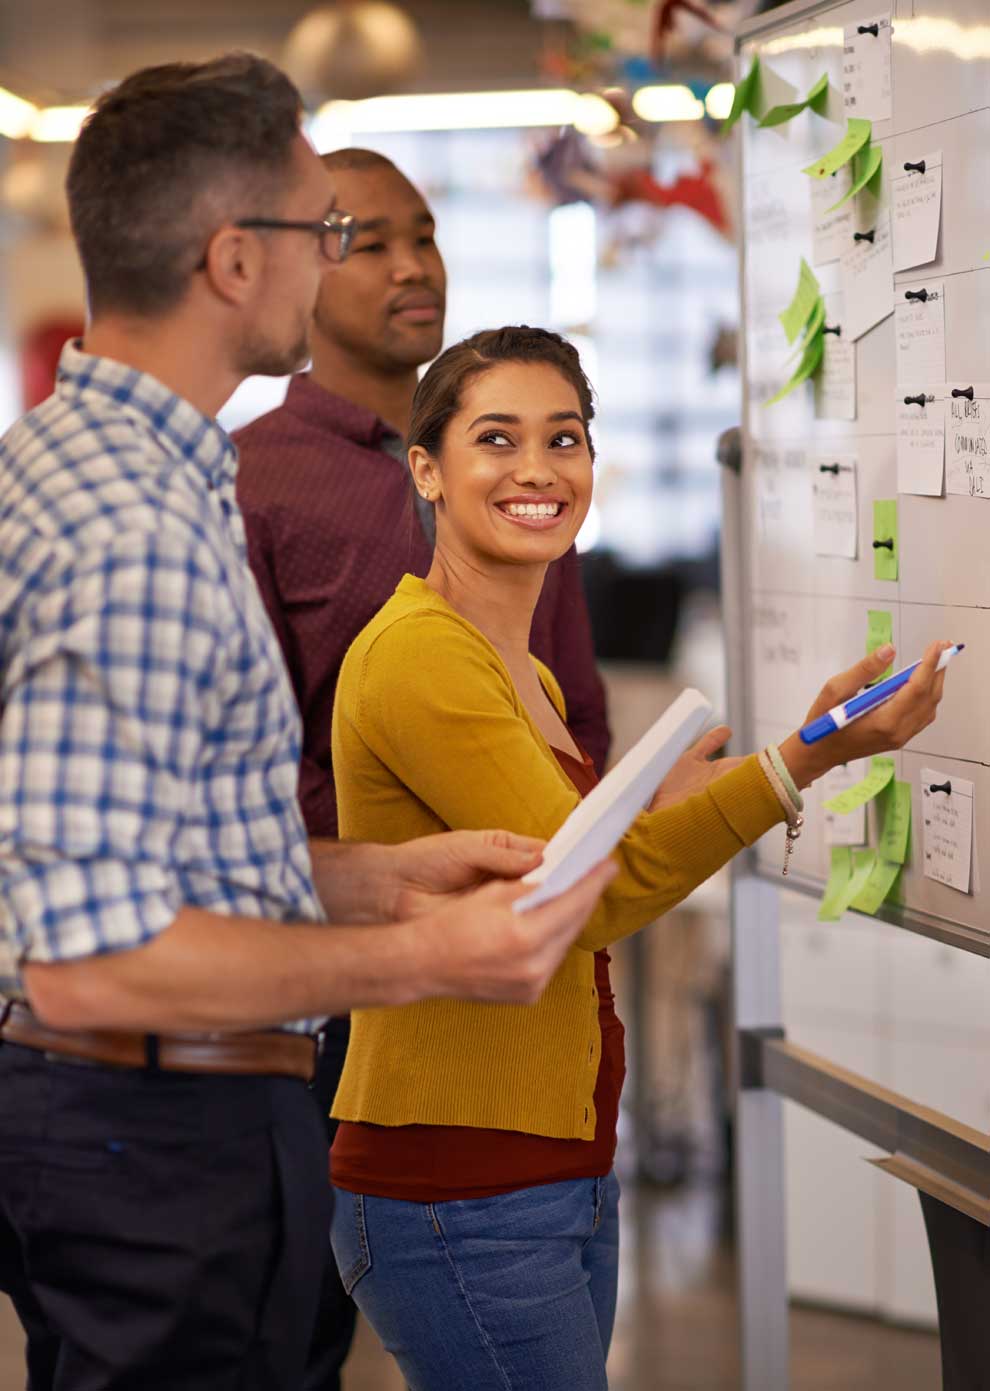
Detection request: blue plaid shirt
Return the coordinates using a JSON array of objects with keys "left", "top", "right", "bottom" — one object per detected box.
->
[{"left": 0, "top": 343, "right": 325, "bottom": 1031}]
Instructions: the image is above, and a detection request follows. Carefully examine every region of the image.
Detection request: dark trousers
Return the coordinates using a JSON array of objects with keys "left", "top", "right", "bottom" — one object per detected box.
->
[
  {"left": 921, "top": 1191, "right": 990, "bottom": 1391},
  {"left": 0, "top": 1040, "right": 330, "bottom": 1391},
  {"left": 302, "top": 1019, "right": 358, "bottom": 1391}
]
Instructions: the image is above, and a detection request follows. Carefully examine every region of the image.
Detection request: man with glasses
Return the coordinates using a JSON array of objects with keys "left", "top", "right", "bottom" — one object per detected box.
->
[
  {"left": 235, "top": 147, "right": 611, "bottom": 1388},
  {"left": 0, "top": 56, "right": 615, "bottom": 1390}
]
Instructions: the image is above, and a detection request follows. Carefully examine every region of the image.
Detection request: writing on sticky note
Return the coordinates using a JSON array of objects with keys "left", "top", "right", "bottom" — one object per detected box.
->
[
  {"left": 803, "top": 117, "right": 871, "bottom": 180},
  {"left": 922, "top": 768, "right": 974, "bottom": 893},
  {"left": 873, "top": 499, "right": 898, "bottom": 580},
  {"left": 877, "top": 779, "right": 911, "bottom": 864},
  {"left": 843, "top": 848, "right": 880, "bottom": 911},
  {"left": 850, "top": 853, "right": 901, "bottom": 915},
  {"left": 779, "top": 260, "right": 821, "bottom": 344},
  {"left": 722, "top": 56, "right": 761, "bottom": 133},
  {"left": 759, "top": 72, "right": 829, "bottom": 128},
  {"left": 825, "top": 142, "right": 882, "bottom": 213},
  {"left": 823, "top": 755, "right": 894, "bottom": 815},
  {"left": 866, "top": 610, "right": 893, "bottom": 679},
  {"left": 945, "top": 386, "right": 990, "bottom": 501},
  {"left": 823, "top": 762, "right": 867, "bottom": 845},
  {"left": 818, "top": 846, "right": 853, "bottom": 921}
]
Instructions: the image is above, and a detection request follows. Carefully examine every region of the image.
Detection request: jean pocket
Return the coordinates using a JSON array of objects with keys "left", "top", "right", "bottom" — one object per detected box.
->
[{"left": 332, "top": 1191, "right": 372, "bottom": 1296}]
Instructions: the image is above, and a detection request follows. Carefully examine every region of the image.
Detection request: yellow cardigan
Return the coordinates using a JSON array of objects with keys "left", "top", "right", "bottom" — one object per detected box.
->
[{"left": 330, "top": 575, "right": 784, "bottom": 1141}]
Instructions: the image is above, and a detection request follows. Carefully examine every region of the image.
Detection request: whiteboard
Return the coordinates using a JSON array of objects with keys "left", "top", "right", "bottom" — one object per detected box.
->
[{"left": 731, "top": 0, "right": 990, "bottom": 949}]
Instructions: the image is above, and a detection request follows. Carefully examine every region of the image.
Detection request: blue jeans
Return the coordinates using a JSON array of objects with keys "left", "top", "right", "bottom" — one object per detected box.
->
[{"left": 330, "top": 1171, "right": 620, "bottom": 1391}]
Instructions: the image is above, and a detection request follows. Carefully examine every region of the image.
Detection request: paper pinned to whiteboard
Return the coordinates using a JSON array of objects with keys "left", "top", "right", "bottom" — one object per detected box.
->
[
  {"left": 843, "top": 12, "right": 892, "bottom": 122},
  {"left": 514, "top": 689, "right": 713, "bottom": 912}
]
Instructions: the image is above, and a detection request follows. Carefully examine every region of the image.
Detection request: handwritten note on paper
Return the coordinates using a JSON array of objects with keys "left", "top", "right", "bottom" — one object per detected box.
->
[
  {"left": 811, "top": 168, "right": 854, "bottom": 266},
  {"left": 894, "top": 283, "right": 946, "bottom": 384},
  {"left": 812, "top": 456, "right": 858, "bottom": 556},
  {"left": 896, "top": 387, "right": 945, "bottom": 496},
  {"left": 922, "top": 768, "right": 974, "bottom": 893},
  {"left": 945, "top": 386, "right": 990, "bottom": 500},
  {"left": 840, "top": 215, "right": 894, "bottom": 342},
  {"left": 892, "top": 152, "right": 943, "bottom": 272},
  {"left": 843, "top": 13, "right": 893, "bottom": 122},
  {"left": 823, "top": 761, "right": 867, "bottom": 845},
  {"left": 815, "top": 328, "right": 856, "bottom": 421}
]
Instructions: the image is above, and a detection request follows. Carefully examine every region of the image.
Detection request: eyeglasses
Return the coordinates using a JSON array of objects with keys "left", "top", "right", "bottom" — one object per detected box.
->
[{"left": 235, "top": 210, "right": 357, "bottom": 264}]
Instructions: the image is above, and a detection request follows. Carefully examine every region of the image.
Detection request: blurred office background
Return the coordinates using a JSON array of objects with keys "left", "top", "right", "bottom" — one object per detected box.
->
[{"left": 3, "top": 2, "right": 988, "bottom": 1387}]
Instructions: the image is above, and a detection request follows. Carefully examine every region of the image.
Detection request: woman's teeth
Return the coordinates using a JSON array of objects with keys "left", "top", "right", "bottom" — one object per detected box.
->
[{"left": 503, "top": 502, "right": 562, "bottom": 518}]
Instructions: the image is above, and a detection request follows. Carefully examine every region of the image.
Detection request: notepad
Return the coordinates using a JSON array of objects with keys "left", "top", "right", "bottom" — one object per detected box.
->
[{"left": 514, "top": 689, "right": 713, "bottom": 912}]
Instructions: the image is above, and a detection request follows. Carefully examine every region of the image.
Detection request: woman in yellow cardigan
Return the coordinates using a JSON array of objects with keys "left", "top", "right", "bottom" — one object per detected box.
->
[{"left": 329, "top": 327, "right": 947, "bottom": 1391}]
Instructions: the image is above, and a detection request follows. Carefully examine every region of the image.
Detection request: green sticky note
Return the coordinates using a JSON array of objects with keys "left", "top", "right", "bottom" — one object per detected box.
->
[
  {"left": 779, "top": 259, "right": 822, "bottom": 344},
  {"left": 850, "top": 854, "right": 902, "bottom": 915},
  {"left": 877, "top": 779, "right": 912, "bottom": 865},
  {"left": 818, "top": 845, "right": 853, "bottom": 921},
  {"left": 721, "top": 56, "right": 761, "bottom": 133},
  {"left": 802, "top": 117, "right": 872, "bottom": 179},
  {"left": 825, "top": 142, "right": 883, "bottom": 212},
  {"left": 795, "top": 296, "right": 826, "bottom": 355},
  {"left": 823, "top": 755, "right": 895, "bottom": 814},
  {"left": 873, "top": 499, "right": 898, "bottom": 580},
  {"left": 866, "top": 610, "right": 893, "bottom": 680},
  {"left": 764, "top": 328, "right": 824, "bottom": 406},
  {"left": 840, "top": 848, "right": 879, "bottom": 912},
  {"left": 759, "top": 72, "right": 829, "bottom": 128}
]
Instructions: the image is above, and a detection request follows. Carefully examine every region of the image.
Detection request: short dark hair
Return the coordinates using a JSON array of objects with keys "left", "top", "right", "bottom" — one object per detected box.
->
[
  {"left": 408, "top": 326, "right": 596, "bottom": 462},
  {"left": 320, "top": 147, "right": 398, "bottom": 175},
  {"left": 66, "top": 53, "right": 303, "bottom": 319}
]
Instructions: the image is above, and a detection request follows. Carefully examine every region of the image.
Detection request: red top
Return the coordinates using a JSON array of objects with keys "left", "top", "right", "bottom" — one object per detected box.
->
[
  {"left": 330, "top": 743, "right": 626, "bottom": 1200},
  {"left": 233, "top": 375, "right": 610, "bottom": 837}
]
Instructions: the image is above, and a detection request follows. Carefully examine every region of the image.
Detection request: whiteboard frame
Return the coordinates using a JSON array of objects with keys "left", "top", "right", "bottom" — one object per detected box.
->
[{"left": 726, "top": 3, "right": 990, "bottom": 1384}]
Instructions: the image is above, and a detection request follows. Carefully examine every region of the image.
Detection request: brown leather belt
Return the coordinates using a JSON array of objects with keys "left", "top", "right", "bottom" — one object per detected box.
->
[{"left": 0, "top": 1001, "right": 319, "bottom": 1082}]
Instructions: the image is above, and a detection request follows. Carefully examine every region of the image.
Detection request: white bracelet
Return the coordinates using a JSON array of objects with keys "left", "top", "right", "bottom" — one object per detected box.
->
[{"left": 758, "top": 748, "right": 805, "bottom": 877}]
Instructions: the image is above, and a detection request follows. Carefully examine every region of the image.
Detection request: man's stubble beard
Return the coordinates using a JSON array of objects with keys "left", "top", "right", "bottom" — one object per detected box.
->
[{"left": 237, "top": 321, "right": 312, "bottom": 379}]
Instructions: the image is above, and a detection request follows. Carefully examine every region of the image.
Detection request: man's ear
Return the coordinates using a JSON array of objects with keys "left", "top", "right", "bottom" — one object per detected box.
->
[
  {"left": 201, "top": 226, "right": 264, "bottom": 307},
  {"left": 408, "top": 445, "right": 442, "bottom": 502}
]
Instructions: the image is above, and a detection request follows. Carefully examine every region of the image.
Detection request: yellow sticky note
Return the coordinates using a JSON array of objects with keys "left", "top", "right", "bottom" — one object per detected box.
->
[
  {"left": 873, "top": 499, "right": 898, "bottom": 581},
  {"left": 803, "top": 117, "right": 872, "bottom": 179},
  {"left": 818, "top": 846, "right": 853, "bottom": 921},
  {"left": 779, "top": 259, "right": 822, "bottom": 344},
  {"left": 722, "top": 57, "right": 761, "bottom": 134},
  {"left": 866, "top": 610, "right": 893, "bottom": 680}
]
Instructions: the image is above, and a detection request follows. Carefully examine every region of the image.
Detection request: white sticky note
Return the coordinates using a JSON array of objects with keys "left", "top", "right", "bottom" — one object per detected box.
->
[
  {"left": 812, "top": 455, "right": 858, "bottom": 558},
  {"left": 843, "top": 13, "right": 893, "bottom": 122},
  {"left": 824, "top": 761, "right": 868, "bottom": 845},
  {"left": 811, "top": 167, "right": 854, "bottom": 266},
  {"left": 945, "top": 384, "right": 990, "bottom": 500},
  {"left": 840, "top": 215, "right": 894, "bottom": 342},
  {"left": 891, "top": 151, "right": 943, "bottom": 272},
  {"left": 894, "top": 282, "right": 946, "bottom": 383},
  {"left": 921, "top": 768, "right": 974, "bottom": 894},
  {"left": 815, "top": 328, "right": 856, "bottom": 420},
  {"left": 896, "top": 386, "right": 945, "bottom": 496}
]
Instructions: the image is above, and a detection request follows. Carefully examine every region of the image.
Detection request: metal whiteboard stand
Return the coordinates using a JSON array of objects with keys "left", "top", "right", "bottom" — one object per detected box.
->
[
  {"left": 719, "top": 429, "right": 990, "bottom": 1390},
  {"left": 720, "top": 427, "right": 789, "bottom": 1391}
]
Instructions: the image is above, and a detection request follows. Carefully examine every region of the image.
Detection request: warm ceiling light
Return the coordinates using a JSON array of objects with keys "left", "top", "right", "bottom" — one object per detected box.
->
[
  {"left": 30, "top": 105, "right": 91, "bottom": 142},
  {"left": 573, "top": 93, "right": 620, "bottom": 137},
  {"left": 632, "top": 84, "right": 705, "bottom": 122},
  {"left": 311, "top": 88, "right": 591, "bottom": 139},
  {"left": 705, "top": 83, "right": 735, "bottom": 120},
  {"left": 0, "top": 86, "right": 38, "bottom": 140}
]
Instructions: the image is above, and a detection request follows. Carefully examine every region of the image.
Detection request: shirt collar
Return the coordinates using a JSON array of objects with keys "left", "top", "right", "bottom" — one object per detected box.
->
[
  {"left": 281, "top": 372, "right": 401, "bottom": 452},
  {"left": 56, "top": 340, "right": 237, "bottom": 490}
]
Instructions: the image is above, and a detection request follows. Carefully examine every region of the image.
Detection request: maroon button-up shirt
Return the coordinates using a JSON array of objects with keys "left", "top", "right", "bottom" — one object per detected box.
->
[{"left": 234, "top": 373, "right": 610, "bottom": 838}]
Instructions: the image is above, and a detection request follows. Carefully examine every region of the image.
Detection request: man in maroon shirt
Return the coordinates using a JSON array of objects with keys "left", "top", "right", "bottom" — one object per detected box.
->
[{"left": 234, "top": 148, "right": 610, "bottom": 1389}]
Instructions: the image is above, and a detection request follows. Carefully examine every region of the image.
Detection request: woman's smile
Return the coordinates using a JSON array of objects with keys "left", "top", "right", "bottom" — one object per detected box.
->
[{"left": 494, "top": 494, "right": 570, "bottom": 530}]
